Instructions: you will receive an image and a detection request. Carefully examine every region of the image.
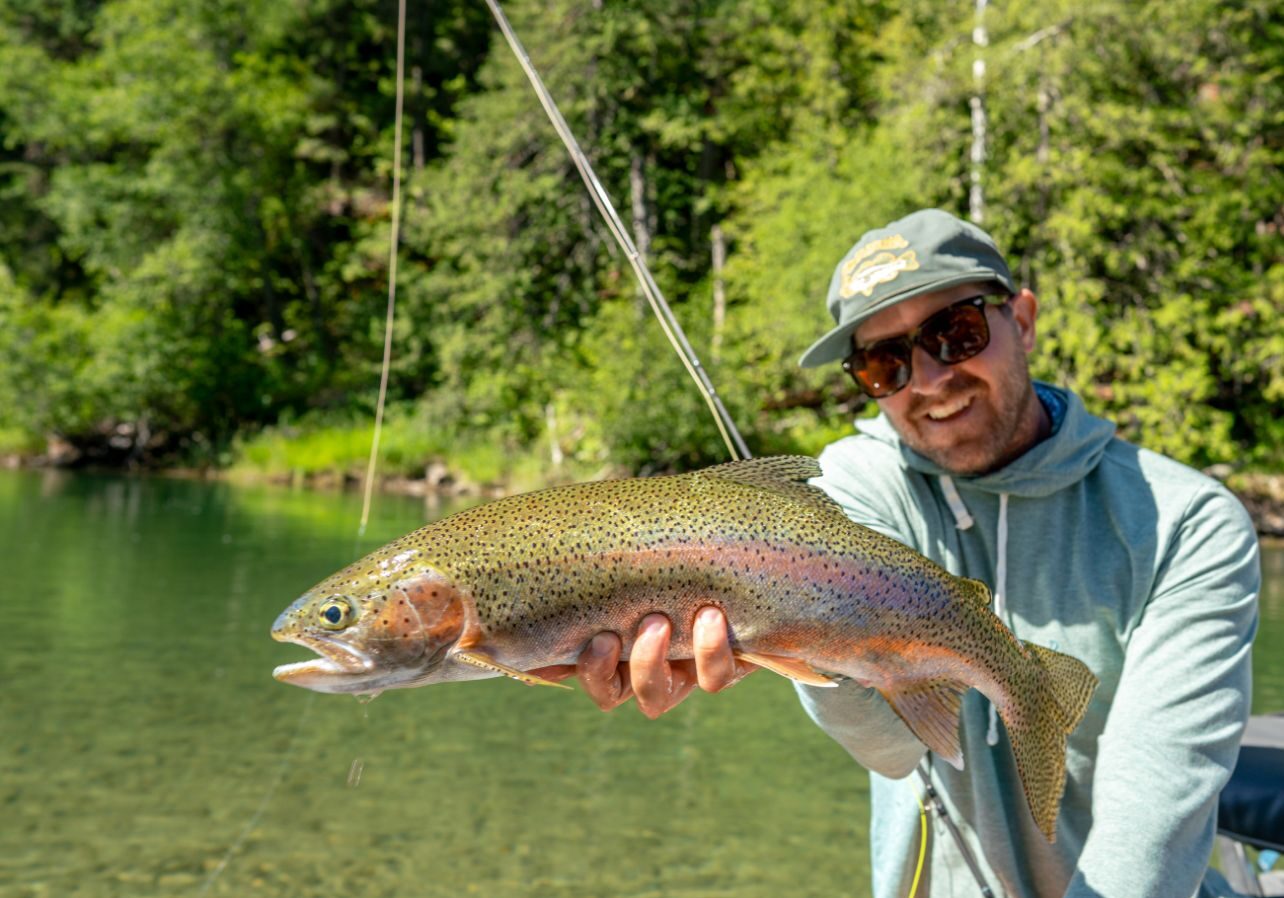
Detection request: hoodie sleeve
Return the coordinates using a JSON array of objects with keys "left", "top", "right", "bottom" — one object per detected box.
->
[
  {"left": 1064, "top": 485, "right": 1259, "bottom": 898},
  {"left": 795, "top": 437, "right": 930, "bottom": 779}
]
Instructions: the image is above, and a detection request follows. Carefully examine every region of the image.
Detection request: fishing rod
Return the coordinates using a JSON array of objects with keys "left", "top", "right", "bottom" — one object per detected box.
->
[
  {"left": 479, "top": 3, "right": 994, "bottom": 894},
  {"left": 916, "top": 763, "right": 996, "bottom": 897},
  {"left": 480, "top": 0, "right": 749, "bottom": 462}
]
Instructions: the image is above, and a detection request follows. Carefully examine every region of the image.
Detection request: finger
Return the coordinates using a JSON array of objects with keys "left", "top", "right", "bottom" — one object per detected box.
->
[
  {"left": 631, "top": 614, "right": 696, "bottom": 719},
  {"left": 576, "top": 632, "right": 634, "bottom": 711},
  {"left": 660, "top": 658, "right": 699, "bottom": 711},
  {"left": 692, "top": 606, "right": 744, "bottom": 693}
]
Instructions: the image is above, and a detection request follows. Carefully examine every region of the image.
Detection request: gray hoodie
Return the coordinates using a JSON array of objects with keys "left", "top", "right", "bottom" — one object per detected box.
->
[{"left": 799, "top": 382, "right": 1259, "bottom": 898}]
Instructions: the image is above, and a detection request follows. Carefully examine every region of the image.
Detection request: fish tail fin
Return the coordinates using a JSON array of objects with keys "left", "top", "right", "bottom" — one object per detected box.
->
[
  {"left": 1025, "top": 643, "right": 1098, "bottom": 730},
  {"left": 1001, "top": 643, "right": 1098, "bottom": 841}
]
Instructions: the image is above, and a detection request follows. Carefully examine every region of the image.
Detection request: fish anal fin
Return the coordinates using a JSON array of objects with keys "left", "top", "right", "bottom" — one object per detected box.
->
[
  {"left": 880, "top": 679, "right": 969, "bottom": 769},
  {"left": 453, "top": 650, "right": 571, "bottom": 689},
  {"left": 734, "top": 651, "right": 837, "bottom": 687}
]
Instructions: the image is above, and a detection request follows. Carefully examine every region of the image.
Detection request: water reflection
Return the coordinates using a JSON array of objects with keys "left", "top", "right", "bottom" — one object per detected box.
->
[
  {"left": 1, "top": 471, "right": 1279, "bottom": 897},
  {"left": 0, "top": 471, "right": 868, "bottom": 898}
]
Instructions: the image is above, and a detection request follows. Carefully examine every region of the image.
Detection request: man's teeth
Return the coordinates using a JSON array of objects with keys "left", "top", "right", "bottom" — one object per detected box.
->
[{"left": 926, "top": 397, "right": 972, "bottom": 420}]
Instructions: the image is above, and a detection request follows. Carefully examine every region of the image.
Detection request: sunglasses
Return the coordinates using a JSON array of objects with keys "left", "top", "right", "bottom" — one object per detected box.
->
[{"left": 842, "top": 294, "right": 1010, "bottom": 398}]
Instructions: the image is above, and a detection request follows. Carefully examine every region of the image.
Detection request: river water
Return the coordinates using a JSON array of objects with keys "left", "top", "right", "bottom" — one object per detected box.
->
[{"left": 2, "top": 470, "right": 1280, "bottom": 897}]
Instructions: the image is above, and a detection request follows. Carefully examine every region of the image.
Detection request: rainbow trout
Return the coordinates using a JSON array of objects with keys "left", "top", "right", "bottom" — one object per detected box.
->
[{"left": 271, "top": 456, "right": 1096, "bottom": 839}]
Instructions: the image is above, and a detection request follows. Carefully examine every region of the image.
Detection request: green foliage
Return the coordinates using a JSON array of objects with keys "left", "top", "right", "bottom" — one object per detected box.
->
[
  {"left": 0, "top": 0, "right": 490, "bottom": 458},
  {"left": 396, "top": 0, "right": 896, "bottom": 468},
  {"left": 725, "top": 0, "right": 1283, "bottom": 469},
  {"left": 982, "top": 0, "right": 1284, "bottom": 466},
  {"left": 0, "top": 0, "right": 1279, "bottom": 477}
]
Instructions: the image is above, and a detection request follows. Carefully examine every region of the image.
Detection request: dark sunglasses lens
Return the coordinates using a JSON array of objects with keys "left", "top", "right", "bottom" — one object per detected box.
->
[
  {"left": 921, "top": 302, "right": 990, "bottom": 364},
  {"left": 853, "top": 344, "right": 911, "bottom": 398}
]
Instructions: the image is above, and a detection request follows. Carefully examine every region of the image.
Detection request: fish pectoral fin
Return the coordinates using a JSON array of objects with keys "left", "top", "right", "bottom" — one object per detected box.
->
[
  {"left": 880, "top": 679, "right": 969, "bottom": 769},
  {"left": 734, "top": 652, "right": 837, "bottom": 687},
  {"left": 452, "top": 650, "right": 572, "bottom": 689}
]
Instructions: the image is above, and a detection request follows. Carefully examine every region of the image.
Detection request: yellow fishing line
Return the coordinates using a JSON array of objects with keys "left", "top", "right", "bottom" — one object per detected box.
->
[{"left": 909, "top": 786, "right": 928, "bottom": 898}]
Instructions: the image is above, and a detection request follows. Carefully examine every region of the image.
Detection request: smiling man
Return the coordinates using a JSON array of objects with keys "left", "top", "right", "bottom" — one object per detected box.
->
[
  {"left": 840, "top": 284, "right": 1046, "bottom": 475},
  {"left": 562, "top": 209, "right": 1260, "bottom": 898}
]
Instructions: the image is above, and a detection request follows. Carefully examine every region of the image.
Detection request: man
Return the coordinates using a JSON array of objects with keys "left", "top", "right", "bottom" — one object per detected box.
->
[{"left": 541, "top": 209, "right": 1260, "bottom": 897}]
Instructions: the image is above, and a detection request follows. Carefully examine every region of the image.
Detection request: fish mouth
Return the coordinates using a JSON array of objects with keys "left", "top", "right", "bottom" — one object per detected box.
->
[{"left": 272, "top": 633, "right": 376, "bottom": 691}]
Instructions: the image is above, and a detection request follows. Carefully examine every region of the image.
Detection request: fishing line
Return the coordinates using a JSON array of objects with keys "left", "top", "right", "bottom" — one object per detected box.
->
[
  {"left": 358, "top": 0, "right": 409, "bottom": 537},
  {"left": 909, "top": 787, "right": 929, "bottom": 898},
  {"left": 481, "top": 0, "right": 749, "bottom": 461},
  {"left": 197, "top": 694, "right": 316, "bottom": 896},
  {"left": 483, "top": 5, "right": 997, "bottom": 895},
  {"left": 206, "top": 5, "right": 408, "bottom": 892}
]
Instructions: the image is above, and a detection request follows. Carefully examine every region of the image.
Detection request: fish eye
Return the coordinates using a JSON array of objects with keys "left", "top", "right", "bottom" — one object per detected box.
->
[{"left": 317, "top": 596, "right": 357, "bottom": 630}]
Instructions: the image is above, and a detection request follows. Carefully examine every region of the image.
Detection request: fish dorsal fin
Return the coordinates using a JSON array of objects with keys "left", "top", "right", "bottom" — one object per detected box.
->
[{"left": 699, "top": 456, "right": 835, "bottom": 509}]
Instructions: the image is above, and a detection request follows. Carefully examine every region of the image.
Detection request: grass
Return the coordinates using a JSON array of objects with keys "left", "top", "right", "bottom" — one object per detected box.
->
[
  {"left": 229, "top": 408, "right": 599, "bottom": 494},
  {"left": 0, "top": 425, "right": 43, "bottom": 456}
]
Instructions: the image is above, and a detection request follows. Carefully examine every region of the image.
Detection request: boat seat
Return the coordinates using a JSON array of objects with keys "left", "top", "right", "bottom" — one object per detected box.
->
[{"left": 1218, "top": 714, "right": 1284, "bottom": 897}]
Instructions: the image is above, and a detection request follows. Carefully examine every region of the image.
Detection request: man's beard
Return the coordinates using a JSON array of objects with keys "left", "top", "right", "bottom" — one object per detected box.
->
[{"left": 895, "top": 350, "right": 1039, "bottom": 476}]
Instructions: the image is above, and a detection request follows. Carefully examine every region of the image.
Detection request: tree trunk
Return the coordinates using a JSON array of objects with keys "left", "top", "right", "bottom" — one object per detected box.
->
[
  {"left": 969, "top": 0, "right": 989, "bottom": 224},
  {"left": 545, "top": 402, "right": 564, "bottom": 468},
  {"left": 711, "top": 223, "right": 727, "bottom": 363},
  {"left": 629, "top": 150, "right": 651, "bottom": 314},
  {"left": 411, "top": 65, "right": 425, "bottom": 173}
]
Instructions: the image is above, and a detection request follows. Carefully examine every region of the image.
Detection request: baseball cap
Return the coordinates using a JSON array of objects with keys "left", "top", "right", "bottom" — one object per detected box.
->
[{"left": 798, "top": 208, "right": 1015, "bottom": 368}]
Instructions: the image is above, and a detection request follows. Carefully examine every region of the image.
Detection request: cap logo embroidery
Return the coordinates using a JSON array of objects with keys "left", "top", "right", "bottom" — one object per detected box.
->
[{"left": 840, "top": 240, "right": 920, "bottom": 298}]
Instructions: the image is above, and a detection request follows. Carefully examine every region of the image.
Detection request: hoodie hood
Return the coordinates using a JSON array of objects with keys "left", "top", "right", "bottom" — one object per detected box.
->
[{"left": 854, "top": 382, "right": 1116, "bottom": 498}]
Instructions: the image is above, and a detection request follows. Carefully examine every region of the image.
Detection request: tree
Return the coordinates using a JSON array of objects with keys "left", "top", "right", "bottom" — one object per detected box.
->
[{"left": 0, "top": 0, "right": 490, "bottom": 459}]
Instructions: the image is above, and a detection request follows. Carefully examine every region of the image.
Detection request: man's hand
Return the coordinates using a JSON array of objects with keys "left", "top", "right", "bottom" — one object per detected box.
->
[{"left": 529, "top": 607, "right": 757, "bottom": 718}]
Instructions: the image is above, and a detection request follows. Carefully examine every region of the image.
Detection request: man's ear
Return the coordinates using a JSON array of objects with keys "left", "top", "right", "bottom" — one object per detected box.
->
[{"left": 1009, "top": 288, "right": 1039, "bottom": 353}]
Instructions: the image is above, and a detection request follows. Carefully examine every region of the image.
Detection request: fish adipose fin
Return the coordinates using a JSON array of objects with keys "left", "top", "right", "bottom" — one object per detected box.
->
[
  {"left": 958, "top": 577, "right": 994, "bottom": 608},
  {"left": 734, "top": 651, "right": 837, "bottom": 687},
  {"left": 880, "top": 678, "right": 969, "bottom": 769},
  {"left": 453, "top": 650, "right": 572, "bottom": 689},
  {"left": 1001, "top": 643, "right": 1099, "bottom": 841}
]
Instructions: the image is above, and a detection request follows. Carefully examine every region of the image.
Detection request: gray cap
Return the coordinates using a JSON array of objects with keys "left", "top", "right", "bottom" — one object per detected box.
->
[{"left": 798, "top": 208, "right": 1015, "bottom": 368}]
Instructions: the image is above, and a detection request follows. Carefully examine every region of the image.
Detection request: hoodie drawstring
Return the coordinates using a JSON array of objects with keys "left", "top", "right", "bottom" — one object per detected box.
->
[
  {"left": 939, "top": 476, "right": 974, "bottom": 531},
  {"left": 986, "top": 492, "right": 1010, "bottom": 746},
  {"left": 940, "top": 477, "right": 1010, "bottom": 747}
]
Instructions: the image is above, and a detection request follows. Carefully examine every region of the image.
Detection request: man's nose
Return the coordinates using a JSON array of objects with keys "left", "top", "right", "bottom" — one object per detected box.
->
[{"left": 910, "top": 345, "right": 953, "bottom": 395}]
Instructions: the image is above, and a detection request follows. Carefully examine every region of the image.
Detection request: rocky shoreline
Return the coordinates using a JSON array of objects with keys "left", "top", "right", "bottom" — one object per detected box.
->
[
  {"left": 1240, "top": 495, "right": 1284, "bottom": 539},
  {"left": 221, "top": 462, "right": 1284, "bottom": 539},
  {"left": 1225, "top": 473, "right": 1284, "bottom": 539},
  {"left": 6, "top": 454, "right": 1283, "bottom": 538}
]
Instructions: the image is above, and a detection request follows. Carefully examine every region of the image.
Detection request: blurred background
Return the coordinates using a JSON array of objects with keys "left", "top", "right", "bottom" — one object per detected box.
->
[{"left": 0, "top": 0, "right": 1279, "bottom": 496}]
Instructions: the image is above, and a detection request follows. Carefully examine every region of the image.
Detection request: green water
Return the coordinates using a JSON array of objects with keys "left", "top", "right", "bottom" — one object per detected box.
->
[{"left": 1, "top": 471, "right": 1280, "bottom": 898}]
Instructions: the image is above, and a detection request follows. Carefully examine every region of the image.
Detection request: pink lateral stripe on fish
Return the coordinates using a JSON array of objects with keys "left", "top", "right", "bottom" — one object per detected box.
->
[{"left": 270, "top": 455, "right": 1097, "bottom": 840}]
